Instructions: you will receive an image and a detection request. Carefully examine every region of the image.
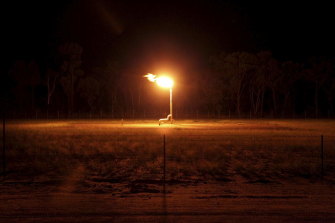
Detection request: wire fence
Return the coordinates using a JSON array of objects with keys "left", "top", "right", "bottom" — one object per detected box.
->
[
  {"left": 2, "top": 131, "right": 334, "bottom": 184},
  {"left": 5, "top": 110, "right": 335, "bottom": 120}
]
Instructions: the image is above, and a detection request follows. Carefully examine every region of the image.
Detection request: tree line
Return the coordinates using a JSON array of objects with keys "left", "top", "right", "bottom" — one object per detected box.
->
[{"left": 3, "top": 42, "right": 335, "bottom": 119}]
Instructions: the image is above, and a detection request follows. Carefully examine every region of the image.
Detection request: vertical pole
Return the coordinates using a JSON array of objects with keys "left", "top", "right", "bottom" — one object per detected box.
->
[
  {"left": 163, "top": 134, "right": 166, "bottom": 193},
  {"left": 321, "top": 135, "right": 324, "bottom": 178},
  {"left": 2, "top": 111, "right": 5, "bottom": 175},
  {"left": 170, "top": 88, "right": 173, "bottom": 124}
]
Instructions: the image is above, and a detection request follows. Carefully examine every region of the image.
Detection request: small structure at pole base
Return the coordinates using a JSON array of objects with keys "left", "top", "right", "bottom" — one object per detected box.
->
[{"left": 159, "top": 114, "right": 173, "bottom": 126}]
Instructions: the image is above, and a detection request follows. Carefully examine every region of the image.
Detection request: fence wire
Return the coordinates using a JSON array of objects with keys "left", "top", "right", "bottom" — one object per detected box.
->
[{"left": 2, "top": 131, "right": 335, "bottom": 182}]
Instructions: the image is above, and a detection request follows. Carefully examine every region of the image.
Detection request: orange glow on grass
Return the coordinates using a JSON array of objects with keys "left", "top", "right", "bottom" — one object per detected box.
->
[{"left": 144, "top": 73, "right": 174, "bottom": 88}]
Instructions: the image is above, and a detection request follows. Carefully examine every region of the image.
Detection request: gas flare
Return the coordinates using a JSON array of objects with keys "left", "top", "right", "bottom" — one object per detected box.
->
[
  {"left": 144, "top": 73, "right": 173, "bottom": 88},
  {"left": 144, "top": 73, "right": 157, "bottom": 82}
]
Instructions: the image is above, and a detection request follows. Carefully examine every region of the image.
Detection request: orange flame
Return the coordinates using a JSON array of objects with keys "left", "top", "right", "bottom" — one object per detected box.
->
[
  {"left": 144, "top": 73, "right": 173, "bottom": 88},
  {"left": 144, "top": 73, "right": 157, "bottom": 82}
]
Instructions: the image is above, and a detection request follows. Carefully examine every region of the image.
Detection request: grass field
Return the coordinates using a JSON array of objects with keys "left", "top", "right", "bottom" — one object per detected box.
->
[
  {"left": 1, "top": 119, "right": 335, "bottom": 222},
  {"left": 2, "top": 119, "right": 335, "bottom": 186}
]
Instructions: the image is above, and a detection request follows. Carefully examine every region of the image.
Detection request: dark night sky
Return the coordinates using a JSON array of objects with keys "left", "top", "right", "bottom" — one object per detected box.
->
[{"left": 4, "top": 0, "right": 335, "bottom": 71}]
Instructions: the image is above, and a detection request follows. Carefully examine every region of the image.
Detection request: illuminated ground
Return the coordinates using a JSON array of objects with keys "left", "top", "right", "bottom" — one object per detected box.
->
[{"left": 1, "top": 119, "right": 335, "bottom": 222}]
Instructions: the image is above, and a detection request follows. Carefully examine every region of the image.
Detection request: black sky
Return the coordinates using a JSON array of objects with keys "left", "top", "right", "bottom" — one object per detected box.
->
[{"left": 5, "top": 0, "right": 335, "bottom": 71}]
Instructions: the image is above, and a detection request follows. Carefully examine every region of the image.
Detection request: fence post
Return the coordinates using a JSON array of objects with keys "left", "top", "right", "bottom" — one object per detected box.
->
[
  {"left": 2, "top": 112, "right": 5, "bottom": 176},
  {"left": 163, "top": 134, "right": 166, "bottom": 193},
  {"left": 321, "top": 135, "right": 324, "bottom": 178}
]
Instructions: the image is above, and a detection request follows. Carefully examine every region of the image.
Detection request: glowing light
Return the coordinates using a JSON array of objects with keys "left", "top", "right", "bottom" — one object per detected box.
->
[
  {"left": 156, "top": 76, "right": 173, "bottom": 88},
  {"left": 144, "top": 73, "right": 156, "bottom": 82},
  {"left": 144, "top": 73, "right": 173, "bottom": 88}
]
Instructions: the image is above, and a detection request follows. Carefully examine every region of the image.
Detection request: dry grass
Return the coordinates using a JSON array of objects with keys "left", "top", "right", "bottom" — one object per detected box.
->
[{"left": 1, "top": 119, "right": 335, "bottom": 189}]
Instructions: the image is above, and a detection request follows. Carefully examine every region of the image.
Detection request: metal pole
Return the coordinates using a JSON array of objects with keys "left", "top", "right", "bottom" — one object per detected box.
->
[
  {"left": 2, "top": 111, "right": 5, "bottom": 175},
  {"left": 163, "top": 134, "right": 166, "bottom": 193},
  {"left": 170, "top": 88, "right": 173, "bottom": 124},
  {"left": 321, "top": 135, "right": 324, "bottom": 178}
]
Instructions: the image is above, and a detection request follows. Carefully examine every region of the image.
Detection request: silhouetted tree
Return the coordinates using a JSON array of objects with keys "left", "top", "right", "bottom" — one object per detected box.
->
[
  {"left": 47, "top": 68, "right": 59, "bottom": 107},
  {"left": 307, "top": 58, "right": 334, "bottom": 118},
  {"left": 77, "top": 76, "right": 100, "bottom": 112},
  {"left": 92, "top": 60, "right": 121, "bottom": 116},
  {"left": 58, "top": 43, "right": 83, "bottom": 115},
  {"left": 278, "top": 61, "right": 302, "bottom": 116}
]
